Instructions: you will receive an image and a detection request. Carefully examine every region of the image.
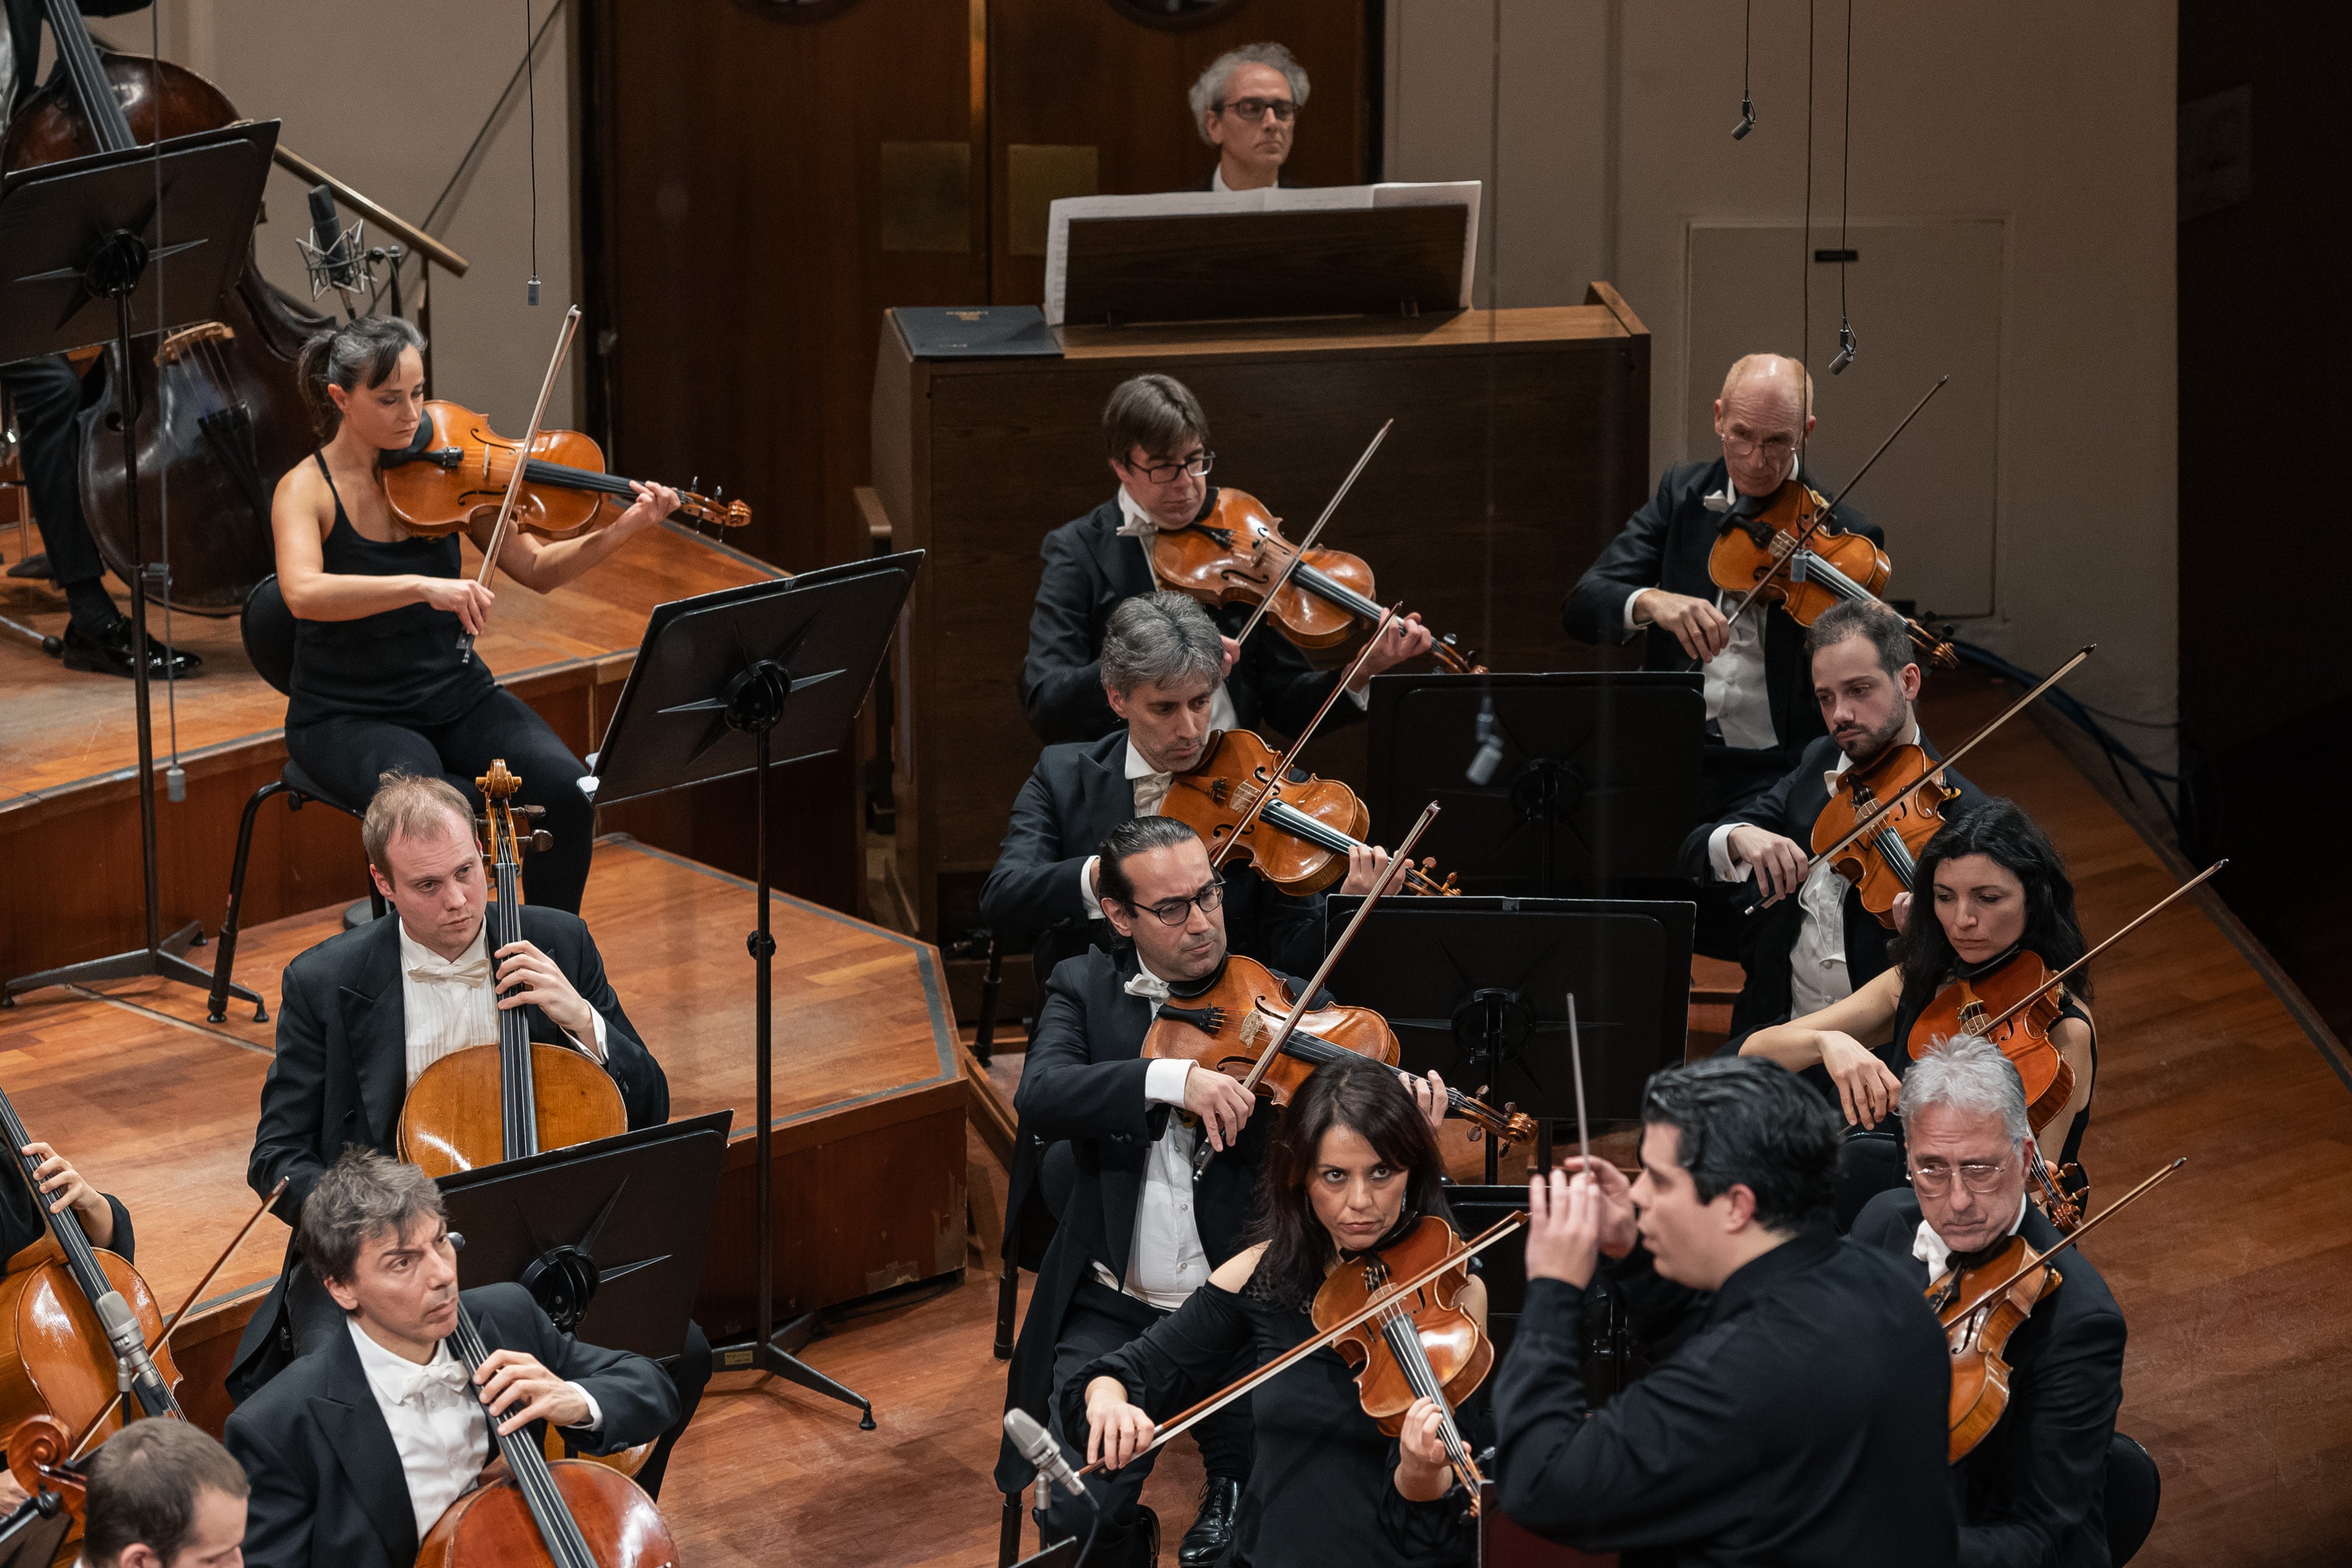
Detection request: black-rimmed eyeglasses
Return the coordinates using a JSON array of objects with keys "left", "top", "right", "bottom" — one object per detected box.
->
[
  {"left": 1127, "top": 879, "right": 1226, "bottom": 927},
  {"left": 1218, "top": 96, "right": 1297, "bottom": 124},
  {"left": 1127, "top": 450, "right": 1214, "bottom": 485}
]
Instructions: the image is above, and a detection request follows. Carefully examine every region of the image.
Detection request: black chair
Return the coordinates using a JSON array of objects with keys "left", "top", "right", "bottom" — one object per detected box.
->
[
  {"left": 205, "top": 575, "right": 384, "bottom": 1023},
  {"left": 2107, "top": 1431, "right": 2161, "bottom": 1566}
]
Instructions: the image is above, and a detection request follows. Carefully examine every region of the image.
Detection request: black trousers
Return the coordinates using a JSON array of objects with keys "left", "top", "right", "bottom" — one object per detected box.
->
[
  {"left": 1044, "top": 1282, "right": 1253, "bottom": 1563},
  {"left": 1, "top": 354, "right": 104, "bottom": 586},
  {"left": 285, "top": 685, "right": 595, "bottom": 913}
]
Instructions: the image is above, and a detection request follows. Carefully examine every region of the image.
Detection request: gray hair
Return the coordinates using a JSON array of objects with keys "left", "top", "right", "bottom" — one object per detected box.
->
[
  {"left": 1101, "top": 591, "right": 1225, "bottom": 697},
  {"left": 1898, "top": 1033, "right": 2032, "bottom": 1145},
  {"left": 296, "top": 314, "right": 425, "bottom": 438},
  {"left": 1188, "top": 43, "right": 1311, "bottom": 143},
  {"left": 297, "top": 1146, "right": 448, "bottom": 1290}
]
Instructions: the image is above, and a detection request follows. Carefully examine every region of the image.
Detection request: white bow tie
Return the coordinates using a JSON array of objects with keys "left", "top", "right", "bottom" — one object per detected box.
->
[
  {"left": 1115, "top": 515, "right": 1158, "bottom": 539},
  {"left": 391, "top": 1352, "right": 474, "bottom": 1407},
  {"left": 409, "top": 956, "right": 492, "bottom": 987},
  {"left": 1123, "top": 971, "right": 1172, "bottom": 1003},
  {"left": 1912, "top": 1218, "right": 1953, "bottom": 1283},
  {"left": 1702, "top": 487, "right": 1732, "bottom": 514}
]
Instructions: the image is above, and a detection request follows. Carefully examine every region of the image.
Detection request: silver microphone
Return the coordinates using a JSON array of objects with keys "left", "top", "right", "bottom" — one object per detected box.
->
[
  {"left": 1004, "top": 1409, "right": 1089, "bottom": 1501},
  {"left": 1465, "top": 697, "right": 1507, "bottom": 786},
  {"left": 95, "top": 1289, "right": 170, "bottom": 1410}
]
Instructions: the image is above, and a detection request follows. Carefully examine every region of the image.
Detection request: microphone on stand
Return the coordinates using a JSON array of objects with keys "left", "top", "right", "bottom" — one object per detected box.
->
[
  {"left": 1004, "top": 1409, "right": 1091, "bottom": 1502},
  {"left": 1466, "top": 695, "right": 1507, "bottom": 786},
  {"left": 94, "top": 1289, "right": 172, "bottom": 1414},
  {"left": 299, "top": 185, "right": 364, "bottom": 314}
]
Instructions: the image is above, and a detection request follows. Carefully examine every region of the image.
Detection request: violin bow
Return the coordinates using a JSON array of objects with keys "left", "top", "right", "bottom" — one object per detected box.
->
[
  {"left": 1751, "top": 645, "right": 2094, "bottom": 913},
  {"left": 1725, "top": 376, "right": 1949, "bottom": 626},
  {"left": 1206, "top": 603, "right": 1403, "bottom": 874},
  {"left": 1195, "top": 800, "right": 1443, "bottom": 1177},
  {"left": 457, "top": 305, "right": 583, "bottom": 663},
  {"left": 1942, "top": 1158, "right": 2185, "bottom": 1321},
  {"left": 1566, "top": 993, "right": 1592, "bottom": 1173},
  {"left": 1074, "top": 1210, "right": 1526, "bottom": 1477},
  {"left": 67, "top": 1178, "right": 289, "bottom": 1459},
  {"left": 1968, "top": 861, "right": 2228, "bottom": 1038},
  {"left": 1230, "top": 418, "right": 1396, "bottom": 648}
]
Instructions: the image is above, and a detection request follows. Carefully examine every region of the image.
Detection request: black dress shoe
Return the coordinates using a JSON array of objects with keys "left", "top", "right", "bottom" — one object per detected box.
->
[
  {"left": 5, "top": 551, "right": 51, "bottom": 580},
  {"left": 1176, "top": 1477, "right": 1240, "bottom": 1567},
  {"left": 1125, "top": 1503, "right": 1160, "bottom": 1568},
  {"left": 60, "top": 616, "right": 204, "bottom": 679}
]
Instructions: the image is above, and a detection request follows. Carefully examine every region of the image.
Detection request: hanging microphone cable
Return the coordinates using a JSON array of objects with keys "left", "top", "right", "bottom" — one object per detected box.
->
[
  {"left": 1468, "top": 0, "right": 1504, "bottom": 786},
  {"left": 1733, "top": 0, "right": 1756, "bottom": 140},
  {"left": 523, "top": 0, "right": 543, "bottom": 304},
  {"left": 1828, "top": 0, "right": 1859, "bottom": 375}
]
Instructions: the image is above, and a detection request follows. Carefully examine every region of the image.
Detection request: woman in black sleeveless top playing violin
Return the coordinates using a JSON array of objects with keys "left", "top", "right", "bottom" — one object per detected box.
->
[{"left": 267, "top": 318, "right": 677, "bottom": 913}]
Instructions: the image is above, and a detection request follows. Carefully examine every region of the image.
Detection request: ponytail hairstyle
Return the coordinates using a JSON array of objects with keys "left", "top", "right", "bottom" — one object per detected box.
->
[{"left": 296, "top": 316, "right": 425, "bottom": 440}]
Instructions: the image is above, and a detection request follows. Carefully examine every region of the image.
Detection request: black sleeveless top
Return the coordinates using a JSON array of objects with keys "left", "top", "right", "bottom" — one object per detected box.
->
[
  {"left": 1880, "top": 961, "right": 2097, "bottom": 1170},
  {"left": 285, "top": 453, "right": 498, "bottom": 730}
]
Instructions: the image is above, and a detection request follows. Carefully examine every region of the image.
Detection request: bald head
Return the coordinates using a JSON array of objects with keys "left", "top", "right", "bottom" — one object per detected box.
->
[
  {"left": 1713, "top": 353, "right": 1817, "bottom": 498},
  {"left": 1719, "top": 354, "right": 1813, "bottom": 420}
]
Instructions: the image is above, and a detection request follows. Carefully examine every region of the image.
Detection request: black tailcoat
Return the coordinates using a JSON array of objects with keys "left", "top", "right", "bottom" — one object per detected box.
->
[
  {"left": 1020, "top": 491, "right": 1359, "bottom": 747},
  {"left": 1852, "top": 1189, "right": 2127, "bottom": 1568},
  {"left": 223, "top": 1282, "right": 677, "bottom": 1568}
]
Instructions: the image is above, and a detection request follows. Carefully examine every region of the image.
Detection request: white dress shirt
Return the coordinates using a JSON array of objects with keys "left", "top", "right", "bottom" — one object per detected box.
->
[
  {"left": 1087, "top": 962, "right": 1213, "bottom": 1310},
  {"left": 1914, "top": 1194, "right": 2031, "bottom": 1283},
  {"left": 397, "top": 920, "right": 607, "bottom": 1087},
  {"left": 347, "top": 1319, "right": 603, "bottom": 1543},
  {"left": 1706, "top": 717, "right": 1921, "bottom": 1018}
]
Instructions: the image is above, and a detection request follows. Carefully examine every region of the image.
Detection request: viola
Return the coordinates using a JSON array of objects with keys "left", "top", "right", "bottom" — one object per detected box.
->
[
  {"left": 413, "top": 1298, "right": 678, "bottom": 1568},
  {"left": 1141, "top": 954, "right": 1535, "bottom": 1149},
  {"left": 1813, "top": 742, "right": 1960, "bottom": 928},
  {"left": 1312, "top": 1214, "right": 1494, "bottom": 1508},
  {"left": 1160, "top": 729, "right": 1459, "bottom": 899},
  {"left": 1929, "top": 1232, "right": 2059, "bottom": 1465},
  {"left": 1151, "top": 488, "right": 1483, "bottom": 673},
  {"left": 396, "top": 760, "right": 627, "bottom": 1176},
  {"left": 383, "top": 401, "right": 750, "bottom": 539},
  {"left": 1907, "top": 949, "right": 2078, "bottom": 1132},
  {"left": 1705, "top": 477, "right": 1957, "bottom": 668}
]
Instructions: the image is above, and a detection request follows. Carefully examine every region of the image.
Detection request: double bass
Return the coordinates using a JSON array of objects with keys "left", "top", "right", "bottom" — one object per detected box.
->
[
  {"left": 396, "top": 760, "right": 626, "bottom": 1176},
  {"left": 2, "top": 2, "right": 325, "bottom": 614}
]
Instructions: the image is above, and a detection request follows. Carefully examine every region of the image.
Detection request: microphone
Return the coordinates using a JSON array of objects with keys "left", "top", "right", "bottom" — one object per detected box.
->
[
  {"left": 1829, "top": 320, "right": 1858, "bottom": 376},
  {"left": 1004, "top": 1409, "right": 1090, "bottom": 1501},
  {"left": 94, "top": 1289, "right": 172, "bottom": 1413},
  {"left": 1465, "top": 696, "right": 1506, "bottom": 786},
  {"left": 1732, "top": 95, "right": 1756, "bottom": 140}
]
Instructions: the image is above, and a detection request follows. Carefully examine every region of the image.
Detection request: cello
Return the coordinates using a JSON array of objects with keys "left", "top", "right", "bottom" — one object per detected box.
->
[
  {"left": 395, "top": 760, "right": 626, "bottom": 1177},
  {"left": 2, "top": 3, "right": 325, "bottom": 615}
]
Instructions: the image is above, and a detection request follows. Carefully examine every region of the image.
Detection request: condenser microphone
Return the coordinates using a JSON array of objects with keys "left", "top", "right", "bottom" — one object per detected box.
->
[
  {"left": 305, "top": 185, "right": 358, "bottom": 290},
  {"left": 1732, "top": 95, "right": 1756, "bottom": 140},
  {"left": 1004, "top": 1410, "right": 1091, "bottom": 1501},
  {"left": 95, "top": 1289, "right": 172, "bottom": 1414},
  {"left": 1465, "top": 696, "right": 1507, "bottom": 786}
]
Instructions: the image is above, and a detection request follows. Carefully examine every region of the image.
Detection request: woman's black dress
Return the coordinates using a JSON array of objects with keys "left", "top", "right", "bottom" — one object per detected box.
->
[
  {"left": 1064, "top": 1279, "right": 1476, "bottom": 1568},
  {"left": 0, "top": 1169, "right": 132, "bottom": 1265}
]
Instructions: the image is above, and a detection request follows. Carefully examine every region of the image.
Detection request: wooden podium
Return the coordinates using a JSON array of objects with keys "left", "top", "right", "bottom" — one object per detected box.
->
[{"left": 869, "top": 230, "right": 1650, "bottom": 1011}]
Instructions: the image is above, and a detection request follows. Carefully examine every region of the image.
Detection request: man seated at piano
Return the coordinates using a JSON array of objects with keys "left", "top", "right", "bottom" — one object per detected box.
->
[
  {"left": 230, "top": 771, "right": 702, "bottom": 1497},
  {"left": 1186, "top": 42, "right": 1310, "bottom": 192},
  {"left": 225, "top": 1149, "right": 677, "bottom": 1568},
  {"left": 1022, "top": 372, "right": 1429, "bottom": 747}
]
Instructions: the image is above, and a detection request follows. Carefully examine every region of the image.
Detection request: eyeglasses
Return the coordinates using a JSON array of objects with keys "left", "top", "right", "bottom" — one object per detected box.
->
[
  {"left": 1907, "top": 1155, "right": 2017, "bottom": 1196},
  {"left": 1128, "top": 878, "right": 1226, "bottom": 927},
  {"left": 1218, "top": 96, "right": 1297, "bottom": 124},
  {"left": 1721, "top": 431, "right": 1799, "bottom": 459},
  {"left": 1128, "top": 450, "right": 1215, "bottom": 485}
]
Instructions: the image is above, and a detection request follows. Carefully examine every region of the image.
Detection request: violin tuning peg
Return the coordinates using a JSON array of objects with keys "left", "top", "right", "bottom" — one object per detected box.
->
[
  {"left": 531, "top": 829, "right": 554, "bottom": 854},
  {"left": 1466, "top": 1128, "right": 1483, "bottom": 1143}
]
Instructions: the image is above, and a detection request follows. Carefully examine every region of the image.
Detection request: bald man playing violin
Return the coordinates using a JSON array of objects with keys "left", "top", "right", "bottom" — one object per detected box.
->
[{"left": 1564, "top": 354, "right": 1881, "bottom": 828}]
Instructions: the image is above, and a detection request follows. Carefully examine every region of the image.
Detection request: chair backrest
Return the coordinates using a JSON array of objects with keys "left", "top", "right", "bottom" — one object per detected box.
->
[
  {"left": 241, "top": 573, "right": 298, "bottom": 697},
  {"left": 2106, "top": 1431, "right": 2161, "bottom": 1566}
]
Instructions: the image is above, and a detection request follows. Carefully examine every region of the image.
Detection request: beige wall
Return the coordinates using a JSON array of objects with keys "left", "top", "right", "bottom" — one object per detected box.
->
[
  {"left": 131, "top": 0, "right": 580, "bottom": 432},
  {"left": 1386, "top": 0, "right": 2180, "bottom": 762}
]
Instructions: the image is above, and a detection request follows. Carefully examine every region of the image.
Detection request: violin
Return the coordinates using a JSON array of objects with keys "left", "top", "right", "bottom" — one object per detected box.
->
[
  {"left": 1907, "top": 949, "right": 2086, "bottom": 1229},
  {"left": 1160, "top": 729, "right": 1460, "bottom": 898},
  {"left": 1706, "top": 477, "right": 1957, "bottom": 668},
  {"left": 383, "top": 401, "right": 750, "bottom": 539},
  {"left": 1142, "top": 955, "right": 1537, "bottom": 1149},
  {"left": 413, "top": 1297, "right": 678, "bottom": 1568},
  {"left": 1311, "top": 1214, "right": 1494, "bottom": 1508},
  {"left": 1151, "top": 488, "right": 1483, "bottom": 673},
  {"left": 396, "top": 760, "right": 628, "bottom": 1177},
  {"left": 1814, "top": 742, "right": 1961, "bottom": 928},
  {"left": 1930, "top": 1233, "right": 2059, "bottom": 1465}
]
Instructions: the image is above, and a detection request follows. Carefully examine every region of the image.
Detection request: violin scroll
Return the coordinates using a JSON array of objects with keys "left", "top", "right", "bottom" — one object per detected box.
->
[{"left": 5, "top": 1415, "right": 83, "bottom": 1525}]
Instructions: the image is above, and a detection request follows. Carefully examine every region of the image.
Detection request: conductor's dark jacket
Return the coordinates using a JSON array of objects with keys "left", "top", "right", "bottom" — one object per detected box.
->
[
  {"left": 1853, "top": 1189, "right": 2126, "bottom": 1568},
  {"left": 993, "top": 946, "right": 1285, "bottom": 1492},
  {"left": 224, "top": 1282, "right": 677, "bottom": 1568},
  {"left": 1562, "top": 459, "right": 1878, "bottom": 778},
  {"left": 978, "top": 727, "right": 1323, "bottom": 980},
  {"left": 1680, "top": 731, "right": 1981, "bottom": 1038},
  {"left": 1021, "top": 489, "right": 1359, "bottom": 746},
  {"left": 230, "top": 907, "right": 668, "bottom": 1400},
  {"left": 1494, "top": 1224, "right": 1956, "bottom": 1566}
]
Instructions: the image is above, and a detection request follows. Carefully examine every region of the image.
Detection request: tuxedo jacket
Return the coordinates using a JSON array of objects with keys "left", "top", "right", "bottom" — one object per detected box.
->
[
  {"left": 1852, "top": 1191, "right": 2126, "bottom": 1568},
  {"left": 993, "top": 946, "right": 1292, "bottom": 1490},
  {"left": 224, "top": 1283, "right": 677, "bottom": 1568},
  {"left": 1019, "top": 491, "right": 1359, "bottom": 747},
  {"left": 1563, "top": 459, "right": 1879, "bottom": 777},
  {"left": 1681, "top": 732, "right": 1982, "bottom": 1038},
  {"left": 977, "top": 727, "right": 1324, "bottom": 979},
  {"left": 230, "top": 906, "right": 668, "bottom": 1399}
]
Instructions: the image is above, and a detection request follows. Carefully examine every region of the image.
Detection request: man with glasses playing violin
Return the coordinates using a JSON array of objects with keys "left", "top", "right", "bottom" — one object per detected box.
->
[
  {"left": 1564, "top": 353, "right": 1882, "bottom": 829},
  {"left": 1021, "top": 374, "right": 1430, "bottom": 748},
  {"left": 1850, "top": 1036, "right": 2129, "bottom": 1568}
]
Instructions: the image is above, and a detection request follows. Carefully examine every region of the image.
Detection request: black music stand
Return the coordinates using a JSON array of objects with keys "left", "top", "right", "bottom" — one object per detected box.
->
[
  {"left": 588, "top": 553, "right": 921, "bottom": 1428},
  {"left": 1363, "top": 672, "right": 1704, "bottom": 898},
  {"left": 1322, "top": 896, "right": 1693, "bottom": 1181},
  {"left": 438, "top": 1112, "right": 731, "bottom": 1361},
  {"left": 0, "top": 123, "right": 276, "bottom": 1010}
]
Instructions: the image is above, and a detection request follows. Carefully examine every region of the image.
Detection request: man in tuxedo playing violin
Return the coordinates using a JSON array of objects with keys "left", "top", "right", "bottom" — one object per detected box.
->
[
  {"left": 230, "top": 772, "right": 703, "bottom": 1497},
  {"left": 225, "top": 1149, "right": 677, "bottom": 1568},
  {"left": 1564, "top": 353, "right": 1880, "bottom": 828},
  {"left": 1020, "top": 373, "right": 1429, "bottom": 748},
  {"left": 1850, "top": 1037, "right": 2128, "bottom": 1568},
  {"left": 1682, "top": 599, "right": 1982, "bottom": 1041}
]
